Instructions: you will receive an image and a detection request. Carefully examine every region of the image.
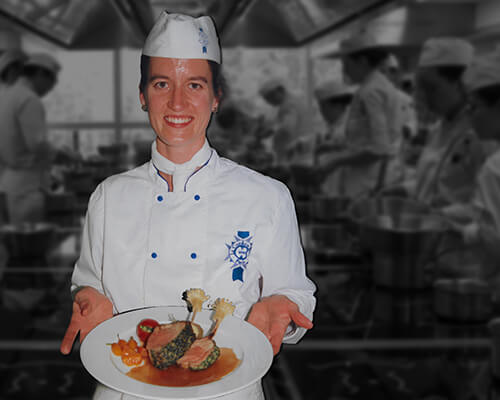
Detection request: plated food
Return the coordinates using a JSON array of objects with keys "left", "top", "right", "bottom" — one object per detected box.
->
[
  {"left": 108, "top": 289, "right": 240, "bottom": 387},
  {"left": 80, "top": 296, "right": 272, "bottom": 399}
]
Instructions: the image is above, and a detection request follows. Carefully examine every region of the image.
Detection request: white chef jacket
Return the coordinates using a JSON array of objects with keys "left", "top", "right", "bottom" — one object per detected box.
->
[
  {"left": 342, "top": 70, "right": 405, "bottom": 196},
  {"left": 0, "top": 77, "right": 51, "bottom": 223},
  {"left": 458, "top": 150, "right": 500, "bottom": 280},
  {"left": 412, "top": 109, "right": 484, "bottom": 207},
  {"left": 71, "top": 141, "right": 316, "bottom": 400}
]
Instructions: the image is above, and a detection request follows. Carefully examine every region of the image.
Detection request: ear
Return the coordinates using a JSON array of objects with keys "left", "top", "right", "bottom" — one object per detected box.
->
[
  {"left": 139, "top": 91, "right": 146, "bottom": 108},
  {"left": 212, "top": 97, "right": 220, "bottom": 112}
]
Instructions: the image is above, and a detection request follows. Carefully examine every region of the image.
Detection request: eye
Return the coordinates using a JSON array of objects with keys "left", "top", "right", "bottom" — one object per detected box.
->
[
  {"left": 188, "top": 82, "right": 203, "bottom": 90},
  {"left": 154, "top": 81, "right": 168, "bottom": 89}
]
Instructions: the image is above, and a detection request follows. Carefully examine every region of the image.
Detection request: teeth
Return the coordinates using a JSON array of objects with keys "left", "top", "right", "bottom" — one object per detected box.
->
[{"left": 166, "top": 116, "right": 192, "bottom": 124}]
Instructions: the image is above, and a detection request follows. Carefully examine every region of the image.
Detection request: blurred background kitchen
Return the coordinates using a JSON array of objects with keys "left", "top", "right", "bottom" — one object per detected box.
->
[{"left": 2, "top": 0, "right": 500, "bottom": 399}]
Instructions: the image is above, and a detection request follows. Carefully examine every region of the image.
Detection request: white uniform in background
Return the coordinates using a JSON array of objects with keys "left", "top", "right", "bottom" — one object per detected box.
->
[
  {"left": 0, "top": 78, "right": 51, "bottom": 223},
  {"left": 342, "top": 70, "right": 406, "bottom": 196},
  {"left": 72, "top": 141, "right": 317, "bottom": 400},
  {"left": 319, "top": 110, "right": 350, "bottom": 195},
  {"left": 412, "top": 109, "right": 484, "bottom": 207}
]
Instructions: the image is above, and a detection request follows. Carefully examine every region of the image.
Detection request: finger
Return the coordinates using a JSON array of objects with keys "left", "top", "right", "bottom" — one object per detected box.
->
[
  {"left": 60, "top": 303, "right": 81, "bottom": 355},
  {"left": 290, "top": 310, "right": 313, "bottom": 330},
  {"left": 269, "top": 325, "right": 287, "bottom": 355}
]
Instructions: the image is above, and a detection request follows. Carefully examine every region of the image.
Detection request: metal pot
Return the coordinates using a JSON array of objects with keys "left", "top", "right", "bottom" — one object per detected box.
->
[
  {"left": 0, "top": 222, "right": 57, "bottom": 260},
  {"left": 311, "top": 195, "right": 351, "bottom": 223},
  {"left": 358, "top": 213, "right": 451, "bottom": 289},
  {"left": 433, "top": 278, "right": 493, "bottom": 322}
]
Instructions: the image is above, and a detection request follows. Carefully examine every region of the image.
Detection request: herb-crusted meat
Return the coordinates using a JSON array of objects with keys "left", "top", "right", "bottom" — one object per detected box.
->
[
  {"left": 177, "top": 337, "right": 220, "bottom": 370},
  {"left": 146, "top": 321, "right": 196, "bottom": 369}
]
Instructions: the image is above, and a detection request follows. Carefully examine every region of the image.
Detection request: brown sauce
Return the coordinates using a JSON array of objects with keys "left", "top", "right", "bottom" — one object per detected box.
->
[{"left": 126, "top": 347, "right": 241, "bottom": 387}]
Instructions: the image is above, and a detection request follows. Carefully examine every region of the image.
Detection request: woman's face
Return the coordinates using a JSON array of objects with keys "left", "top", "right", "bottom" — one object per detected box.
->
[
  {"left": 469, "top": 93, "right": 500, "bottom": 140},
  {"left": 140, "top": 57, "right": 218, "bottom": 157}
]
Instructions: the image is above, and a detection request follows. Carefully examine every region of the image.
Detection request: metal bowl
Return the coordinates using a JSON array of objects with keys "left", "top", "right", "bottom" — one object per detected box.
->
[
  {"left": 357, "top": 213, "right": 450, "bottom": 289},
  {"left": 0, "top": 222, "right": 57, "bottom": 260},
  {"left": 434, "top": 278, "right": 492, "bottom": 322}
]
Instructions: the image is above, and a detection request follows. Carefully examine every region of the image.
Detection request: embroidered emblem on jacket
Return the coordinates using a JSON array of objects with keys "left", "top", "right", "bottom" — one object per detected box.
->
[{"left": 226, "top": 231, "right": 252, "bottom": 282}]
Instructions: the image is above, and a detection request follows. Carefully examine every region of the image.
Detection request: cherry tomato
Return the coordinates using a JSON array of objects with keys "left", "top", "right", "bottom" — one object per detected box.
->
[{"left": 136, "top": 318, "right": 159, "bottom": 344}]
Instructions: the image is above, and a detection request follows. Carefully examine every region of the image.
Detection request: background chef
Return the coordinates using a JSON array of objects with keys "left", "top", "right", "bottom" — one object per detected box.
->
[
  {"left": 0, "top": 53, "right": 76, "bottom": 224},
  {"left": 313, "top": 80, "right": 356, "bottom": 196},
  {"left": 454, "top": 51, "right": 500, "bottom": 282},
  {"left": 59, "top": 11, "right": 316, "bottom": 400},
  {"left": 398, "top": 38, "right": 485, "bottom": 207},
  {"left": 258, "top": 78, "right": 304, "bottom": 166},
  {"left": 315, "top": 32, "right": 408, "bottom": 197}
]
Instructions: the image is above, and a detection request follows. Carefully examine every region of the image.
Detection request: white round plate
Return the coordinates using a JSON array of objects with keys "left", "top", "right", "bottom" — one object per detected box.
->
[{"left": 80, "top": 306, "right": 273, "bottom": 399}]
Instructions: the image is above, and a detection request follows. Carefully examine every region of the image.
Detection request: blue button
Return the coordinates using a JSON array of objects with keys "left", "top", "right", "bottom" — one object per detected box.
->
[
  {"left": 190, "top": 252, "right": 197, "bottom": 259},
  {"left": 151, "top": 252, "right": 157, "bottom": 259},
  {"left": 157, "top": 195, "right": 163, "bottom": 202},
  {"left": 194, "top": 194, "right": 200, "bottom": 201}
]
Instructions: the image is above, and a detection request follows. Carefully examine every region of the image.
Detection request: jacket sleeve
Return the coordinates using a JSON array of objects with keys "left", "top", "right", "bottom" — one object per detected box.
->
[
  {"left": 70, "top": 184, "right": 106, "bottom": 297},
  {"left": 259, "top": 183, "right": 317, "bottom": 344}
]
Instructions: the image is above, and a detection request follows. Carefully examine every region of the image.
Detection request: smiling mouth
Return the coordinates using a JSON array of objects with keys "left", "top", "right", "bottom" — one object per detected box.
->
[{"left": 164, "top": 116, "right": 193, "bottom": 127}]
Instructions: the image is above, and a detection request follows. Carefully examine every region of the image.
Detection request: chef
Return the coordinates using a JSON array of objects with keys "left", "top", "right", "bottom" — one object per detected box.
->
[
  {"left": 0, "top": 53, "right": 64, "bottom": 224},
  {"left": 411, "top": 38, "right": 484, "bottom": 207},
  {"left": 59, "top": 11, "right": 316, "bottom": 400},
  {"left": 258, "top": 78, "right": 304, "bottom": 165},
  {"left": 316, "top": 32, "right": 408, "bottom": 197},
  {"left": 453, "top": 51, "right": 500, "bottom": 281},
  {"left": 313, "top": 80, "right": 356, "bottom": 195}
]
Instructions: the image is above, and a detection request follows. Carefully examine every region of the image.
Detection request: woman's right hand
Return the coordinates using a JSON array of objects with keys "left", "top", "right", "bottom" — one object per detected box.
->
[{"left": 60, "top": 286, "right": 113, "bottom": 355}]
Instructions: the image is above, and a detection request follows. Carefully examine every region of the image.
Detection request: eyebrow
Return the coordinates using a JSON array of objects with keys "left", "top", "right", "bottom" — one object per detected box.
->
[{"left": 149, "top": 75, "right": 209, "bottom": 83}]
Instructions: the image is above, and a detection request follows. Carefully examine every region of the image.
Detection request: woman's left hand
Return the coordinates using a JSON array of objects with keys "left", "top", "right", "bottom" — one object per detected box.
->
[{"left": 247, "top": 295, "right": 313, "bottom": 355}]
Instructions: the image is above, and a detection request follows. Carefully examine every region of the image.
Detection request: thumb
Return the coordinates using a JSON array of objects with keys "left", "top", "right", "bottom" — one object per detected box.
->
[{"left": 290, "top": 310, "right": 313, "bottom": 330}]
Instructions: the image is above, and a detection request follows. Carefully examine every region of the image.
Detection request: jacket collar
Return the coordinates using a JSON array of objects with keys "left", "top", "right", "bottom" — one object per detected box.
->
[{"left": 149, "top": 139, "right": 217, "bottom": 192}]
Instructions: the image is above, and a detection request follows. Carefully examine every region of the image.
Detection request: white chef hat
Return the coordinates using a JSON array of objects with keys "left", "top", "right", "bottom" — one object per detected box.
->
[
  {"left": 331, "top": 32, "right": 388, "bottom": 58},
  {"left": 464, "top": 51, "right": 500, "bottom": 92},
  {"left": 0, "top": 49, "right": 26, "bottom": 74},
  {"left": 418, "top": 37, "right": 474, "bottom": 68},
  {"left": 315, "top": 81, "right": 357, "bottom": 102},
  {"left": 25, "top": 53, "right": 61, "bottom": 75},
  {"left": 142, "top": 11, "right": 221, "bottom": 64}
]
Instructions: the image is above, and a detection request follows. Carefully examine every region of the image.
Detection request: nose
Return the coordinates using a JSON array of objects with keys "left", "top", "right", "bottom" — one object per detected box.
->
[{"left": 168, "top": 86, "right": 186, "bottom": 111}]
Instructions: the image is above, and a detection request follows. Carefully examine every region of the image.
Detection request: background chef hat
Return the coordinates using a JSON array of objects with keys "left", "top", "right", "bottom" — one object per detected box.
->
[
  {"left": 25, "top": 53, "right": 61, "bottom": 75},
  {"left": 142, "top": 11, "right": 221, "bottom": 64},
  {"left": 464, "top": 51, "right": 500, "bottom": 92},
  {"left": 330, "top": 32, "right": 389, "bottom": 58},
  {"left": 0, "top": 49, "right": 26, "bottom": 74},
  {"left": 315, "top": 81, "right": 357, "bottom": 102},
  {"left": 418, "top": 37, "right": 474, "bottom": 68}
]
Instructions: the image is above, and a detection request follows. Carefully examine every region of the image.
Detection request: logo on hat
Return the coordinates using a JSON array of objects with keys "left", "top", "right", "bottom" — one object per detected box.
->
[
  {"left": 225, "top": 231, "right": 253, "bottom": 282},
  {"left": 198, "top": 28, "right": 209, "bottom": 54}
]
